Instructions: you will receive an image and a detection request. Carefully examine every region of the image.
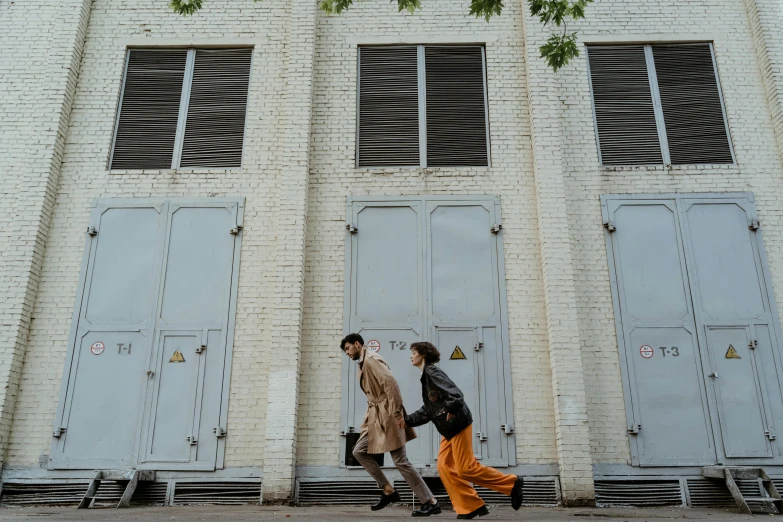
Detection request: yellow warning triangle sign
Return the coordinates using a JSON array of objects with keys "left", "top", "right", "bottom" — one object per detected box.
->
[
  {"left": 725, "top": 345, "right": 741, "bottom": 359},
  {"left": 169, "top": 350, "right": 186, "bottom": 363},
  {"left": 450, "top": 346, "right": 467, "bottom": 360}
]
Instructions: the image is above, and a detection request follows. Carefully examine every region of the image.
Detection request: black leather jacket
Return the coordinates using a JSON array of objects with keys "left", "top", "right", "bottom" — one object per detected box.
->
[{"left": 404, "top": 363, "right": 472, "bottom": 440}]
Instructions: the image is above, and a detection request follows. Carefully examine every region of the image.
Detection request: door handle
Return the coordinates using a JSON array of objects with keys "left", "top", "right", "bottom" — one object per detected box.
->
[
  {"left": 146, "top": 370, "right": 155, "bottom": 379},
  {"left": 708, "top": 372, "right": 718, "bottom": 379}
]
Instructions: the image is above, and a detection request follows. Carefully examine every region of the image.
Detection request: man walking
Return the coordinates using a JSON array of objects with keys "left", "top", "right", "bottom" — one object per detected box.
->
[{"left": 341, "top": 333, "right": 441, "bottom": 517}]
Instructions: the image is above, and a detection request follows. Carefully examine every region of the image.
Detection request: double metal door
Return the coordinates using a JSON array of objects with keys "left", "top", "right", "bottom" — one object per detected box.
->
[
  {"left": 603, "top": 193, "right": 783, "bottom": 466},
  {"left": 50, "top": 198, "right": 243, "bottom": 470},
  {"left": 342, "top": 196, "right": 516, "bottom": 467}
]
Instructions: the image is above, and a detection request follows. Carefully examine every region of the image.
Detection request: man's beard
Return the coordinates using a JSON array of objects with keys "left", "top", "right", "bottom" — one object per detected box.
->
[{"left": 351, "top": 352, "right": 361, "bottom": 361}]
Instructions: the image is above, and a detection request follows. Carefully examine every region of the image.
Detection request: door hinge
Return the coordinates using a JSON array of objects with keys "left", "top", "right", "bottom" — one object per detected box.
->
[
  {"left": 490, "top": 224, "right": 502, "bottom": 234},
  {"left": 749, "top": 339, "right": 758, "bottom": 350},
  {"left": 627, "top": 424, "right": 641, "bottom": 435},
  {"left": 230, "top": 225, "right": 243, "bottom": 235},
  {"left": 603, "top": 221, "right": 616, "bottom": 232},
  {"left": 749, "top": 220, "right": 761, "bottom": 231},
  {"left": 474, "top": 342, "right": 484, "bottom": 352},
  {"left": 87, "top": 226, "right": 98, "bottom": 236},
  {"left": 767, "top": 430, "right": 777, "bottom": 441},
  {"left": 213, "top": 427, "right": 227, "bottom": 438},
  {"left": 708, "top": 372, "right": 719, "bottom": 379},
  {"left": 146, "top": 370, "right": 155, "bottom": 379},
  {"left": 195, "top": 343, "right": 206, "bottom": 354},
  {"left": 476, "top": 432, "right": 488, "bottom": 441},
  {"left": 52, "top": 427, "right": 67, "bottom": 438},
  {"left": 501, "top": 423, "right": 514, "bottom": 434},
  {"left": 346, "top": 223, "right": 358, "bottom": 234},
  {"left": 186, "top": 435, "right": 198, "bottom": 445}
]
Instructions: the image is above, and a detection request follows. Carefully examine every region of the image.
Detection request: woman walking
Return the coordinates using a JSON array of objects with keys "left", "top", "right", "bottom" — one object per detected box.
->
[{"left": 404, "top": 342, "right": 523, "bottom": 519}]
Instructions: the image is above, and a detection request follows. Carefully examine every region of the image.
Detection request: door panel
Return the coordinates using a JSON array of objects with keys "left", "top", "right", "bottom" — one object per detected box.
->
[
  {"left": 52, "top": 204, "right": 163, "bottom": 469},
  {"left": 706, "top": 326, "right": 772, "bottom": 458},
  {"left": 607, "top": 200, "right": 716, "bottom": 466}
]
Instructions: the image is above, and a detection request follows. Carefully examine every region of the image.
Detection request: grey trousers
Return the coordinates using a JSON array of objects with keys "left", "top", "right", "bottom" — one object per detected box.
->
[{"left": 352, "top": 433, "right": 435, "bottom": 504}]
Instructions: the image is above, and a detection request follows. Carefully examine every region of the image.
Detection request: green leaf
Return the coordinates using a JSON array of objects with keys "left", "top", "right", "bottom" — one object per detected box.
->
[
  {"left": 170, "top": 0, "right": 203, "bottom": 15},
  {"left": 397, "top": 0, "right": 421, "bottom": 14},
  {"left": 539, "top": 32, "right": 580, "bottom": 71},
  {"left": 319, "top": 0, "right": 353, "bottom": 14},
  {"left": 469, "top": 0, "right": 503, "bottom": 21}
]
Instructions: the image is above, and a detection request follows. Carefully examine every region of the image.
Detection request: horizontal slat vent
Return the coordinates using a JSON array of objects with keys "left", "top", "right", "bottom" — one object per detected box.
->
[
  {"left": 425, "top": 47, "right": 488, "bottom": 167},
  {"left": 298, "top": 477, "right": 558, "bottom": 506},
  {"left": 686, "top": 479, "right": 736, "bottom": 508},
  {"left": 595, "top": 480, "right": 682, "bottom": 507},
  {"left": 652, "top": 44, "right": 733, "bottom": 165},
  {"left": 172, "top": 481, "right": 261, "bottom": 505},
  {"left": 180, "top": 48, "right": 252, "bottom": 168},
  {"left": 0, "top": 482, "right": 89, "bottom": 506},
  {"left": 111, "top": 49, "right": 187, "bottom": 169},
  {"left": 358, "top": 47, "right": 420, "bottom": 167},
  {"left": 587, "top": 45, "right": 663, "bottom": 166}
]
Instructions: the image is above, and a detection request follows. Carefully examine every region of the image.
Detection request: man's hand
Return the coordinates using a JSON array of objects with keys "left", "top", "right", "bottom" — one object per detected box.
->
[
  {"left": 396, "top": 417, "right": 405, "bottom": 429},
  {"left": 446, "top": 413, "right": 454, "bottom": 421}
]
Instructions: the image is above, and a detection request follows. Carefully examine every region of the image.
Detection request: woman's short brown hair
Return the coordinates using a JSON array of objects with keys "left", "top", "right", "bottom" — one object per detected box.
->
[{"left": 410, "top": 342, "right": 441, "bottom": 364}]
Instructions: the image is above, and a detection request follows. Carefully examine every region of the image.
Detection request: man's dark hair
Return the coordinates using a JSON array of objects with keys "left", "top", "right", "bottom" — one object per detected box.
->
[
  {"left": 340, "top": 333, "right": 364, "bottom": 351},
  {"left": 410, "top": 342, "right": 441, "bottom": 364}
]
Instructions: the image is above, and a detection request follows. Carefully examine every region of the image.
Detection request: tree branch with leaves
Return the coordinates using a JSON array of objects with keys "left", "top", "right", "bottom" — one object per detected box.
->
[{"left": 170, "top": 0, "right": 592, "bottom": 71}]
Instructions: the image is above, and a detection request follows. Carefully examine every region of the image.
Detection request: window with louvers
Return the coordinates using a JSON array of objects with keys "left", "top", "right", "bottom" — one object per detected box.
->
[
  {"left": 357, "top": 45, "right": 489, "bottom": 168},
  {"left": 587, "top": 43, "right": 733, "bottom": 166},
  {"left": 110, "top": 48, "right": 252, "bottom": 170}
]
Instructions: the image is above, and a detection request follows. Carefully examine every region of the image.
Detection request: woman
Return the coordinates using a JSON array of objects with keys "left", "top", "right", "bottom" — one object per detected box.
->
[{"left": 404, "top": 342, "right": 523, "bottom": 519}]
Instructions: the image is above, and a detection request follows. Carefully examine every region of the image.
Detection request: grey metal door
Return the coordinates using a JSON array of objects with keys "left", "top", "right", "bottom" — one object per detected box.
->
[
  {"left": 343, "top": 196, "right": 516, "bottom": 468},
  {"left": 344, "top": 201, "right": 430, "bottom": 466},
  {"left": 603, "top": 193, "right": 783, "bottom": 467},
  {"left": 679, "top": 197, "right": 779, "bottom": 461},
  {"left": 51, "top": 202, "right": 166, "bottom": 469},
  {"left": 51, "top": 199, "right": 242, "bottom": 471}
]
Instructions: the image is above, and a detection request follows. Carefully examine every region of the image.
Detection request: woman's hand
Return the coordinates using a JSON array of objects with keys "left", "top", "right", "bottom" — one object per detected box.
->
[
  {"left": 446, "top": 413, "right": 454, "bottom": 422},
  {"left": 396, "top": 418, "right": 406, "bottom": 429}
]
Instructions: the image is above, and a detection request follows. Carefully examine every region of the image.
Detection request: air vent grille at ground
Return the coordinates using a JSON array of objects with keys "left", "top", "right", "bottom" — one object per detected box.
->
[
  {"left": 595, "top": 480, "right": 682, "bottom": 507},
  {"left": 0, "top": 482, "right": 89, "bottom": 506},
  {"left": 686, "top": 479, "right": 736, "bottom": 508},
  {"left": 173, "top": 481, "right": 261, "bottom": 505}
]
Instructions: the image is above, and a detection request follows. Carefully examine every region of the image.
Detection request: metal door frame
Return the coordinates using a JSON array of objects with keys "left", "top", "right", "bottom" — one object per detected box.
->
[
  {"left": 341, "top": 195, "right": 516, "bottom": 467},
  {"left": 50, "top": 197, "right": 243, "bottom": 471},
  {"left": 602, "top": 192, "right": 783, "bottom": 467}
]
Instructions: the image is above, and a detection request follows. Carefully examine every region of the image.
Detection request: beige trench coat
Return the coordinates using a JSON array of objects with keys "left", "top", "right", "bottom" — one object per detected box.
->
[{"left": 357, "top": 348, "right": 417, "bottom": 454}]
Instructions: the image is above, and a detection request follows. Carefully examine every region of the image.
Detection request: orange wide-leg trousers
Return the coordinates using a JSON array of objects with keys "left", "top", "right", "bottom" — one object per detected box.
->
[{"left": 437, "top": 424, "right": 517, "bottom": 515}]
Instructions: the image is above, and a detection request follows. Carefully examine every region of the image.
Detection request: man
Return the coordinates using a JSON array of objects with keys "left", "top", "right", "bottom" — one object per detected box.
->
[{"left": 341, "top": 333, "right": 441, "bottom": 517}]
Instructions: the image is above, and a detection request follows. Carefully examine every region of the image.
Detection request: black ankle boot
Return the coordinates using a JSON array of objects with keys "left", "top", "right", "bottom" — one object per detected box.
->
[
  {"left": 371, "top": 490, "right": 401, "bottom": 511},
  {"left": 412, "top": 500, "right": 442, "bottom": 516},
  {"left": 456, "top": 504, "right": 489, "bottom": 519}
]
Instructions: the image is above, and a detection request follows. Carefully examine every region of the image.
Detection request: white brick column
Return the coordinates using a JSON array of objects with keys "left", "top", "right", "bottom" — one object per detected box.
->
[
  {"left": 0, "top": 0, "right": 92, "bottom": 466},
  {"left": 261, "top": 0, "right": 317, "bottom": 502},
  {"left": 521, "top": 15, "right": 595, "bottom": 505},
  {"left": 745, "top": 0, "right": 783, "bottom": 165}
]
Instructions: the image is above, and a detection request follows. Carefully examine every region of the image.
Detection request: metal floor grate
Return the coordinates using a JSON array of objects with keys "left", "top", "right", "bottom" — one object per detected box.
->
[
  {"left": 172, "top": 481, "right": 261, "bottom": 505},
  {"left": 296, "top": 480, "right": 384, "bottom": 505},
  {"left": 595, "top": 480, "right": 682, "bottom": 507}
]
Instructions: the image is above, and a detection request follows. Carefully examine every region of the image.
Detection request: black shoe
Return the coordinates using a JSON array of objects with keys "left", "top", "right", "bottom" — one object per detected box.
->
[
  {"left": 371, "top": 491, "right": 401, "bottom": 511},
  {"left": 456, "top": 505, "right": 489, "bottom": 519},
  {"left": 511, "top": 476, "right": 523, "bottom": 510},
  {"left": 412, "top": 500, "right": 442, "bottom": 516}
]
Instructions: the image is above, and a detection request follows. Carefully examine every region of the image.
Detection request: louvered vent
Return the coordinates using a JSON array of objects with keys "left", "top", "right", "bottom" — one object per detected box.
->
[
  {"left": 358, "top": 47, "right": 420, "bottom": 167},
  {"left": 652, "top": 44, "right": 733, "bottom": 165},
  {"left": 686, "top": 478, "right": 737, "bottom": 508},
  {"left": 111, "top": 49, "right": 187, "bottom": 169},
  {"left": 131, "top": 481, "right": 169, "bottom": 506},
  {"left": 298, "top": 477, "right": 558, "bottom": 506},
  {"left": 425, "top": 47, "right": 488, "bottom": 167},
  {"left": 0, "top": 482, "right": 89, "bottom": 506},
  {"left": 172, "top": 481, "right": 261, "bottom": 505},
  {"left": 587, "top": 46, "right": 663, "bottom": 166},
  {"left": 594, "top": 480, "right": 682, "bottom": 507},
  {"left": 180, "top": 48, "right": 252, "bottom": 168}
]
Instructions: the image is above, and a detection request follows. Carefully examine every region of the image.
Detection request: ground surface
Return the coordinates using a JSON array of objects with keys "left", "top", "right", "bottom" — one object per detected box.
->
[{"left": 0, "top": 505, "right": 754, "bottom": 521}]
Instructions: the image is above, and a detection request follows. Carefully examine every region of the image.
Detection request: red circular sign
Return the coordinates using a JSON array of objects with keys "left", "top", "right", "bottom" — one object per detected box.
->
[
  {"left": 90, "top": 341, "right": 105, "bottom": 355},
  {"left": 640, "top": 345, "right": 654, "bottom": 359},
  {"left": 367, "top": 340, "right": 381, "bottom": 352}
]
